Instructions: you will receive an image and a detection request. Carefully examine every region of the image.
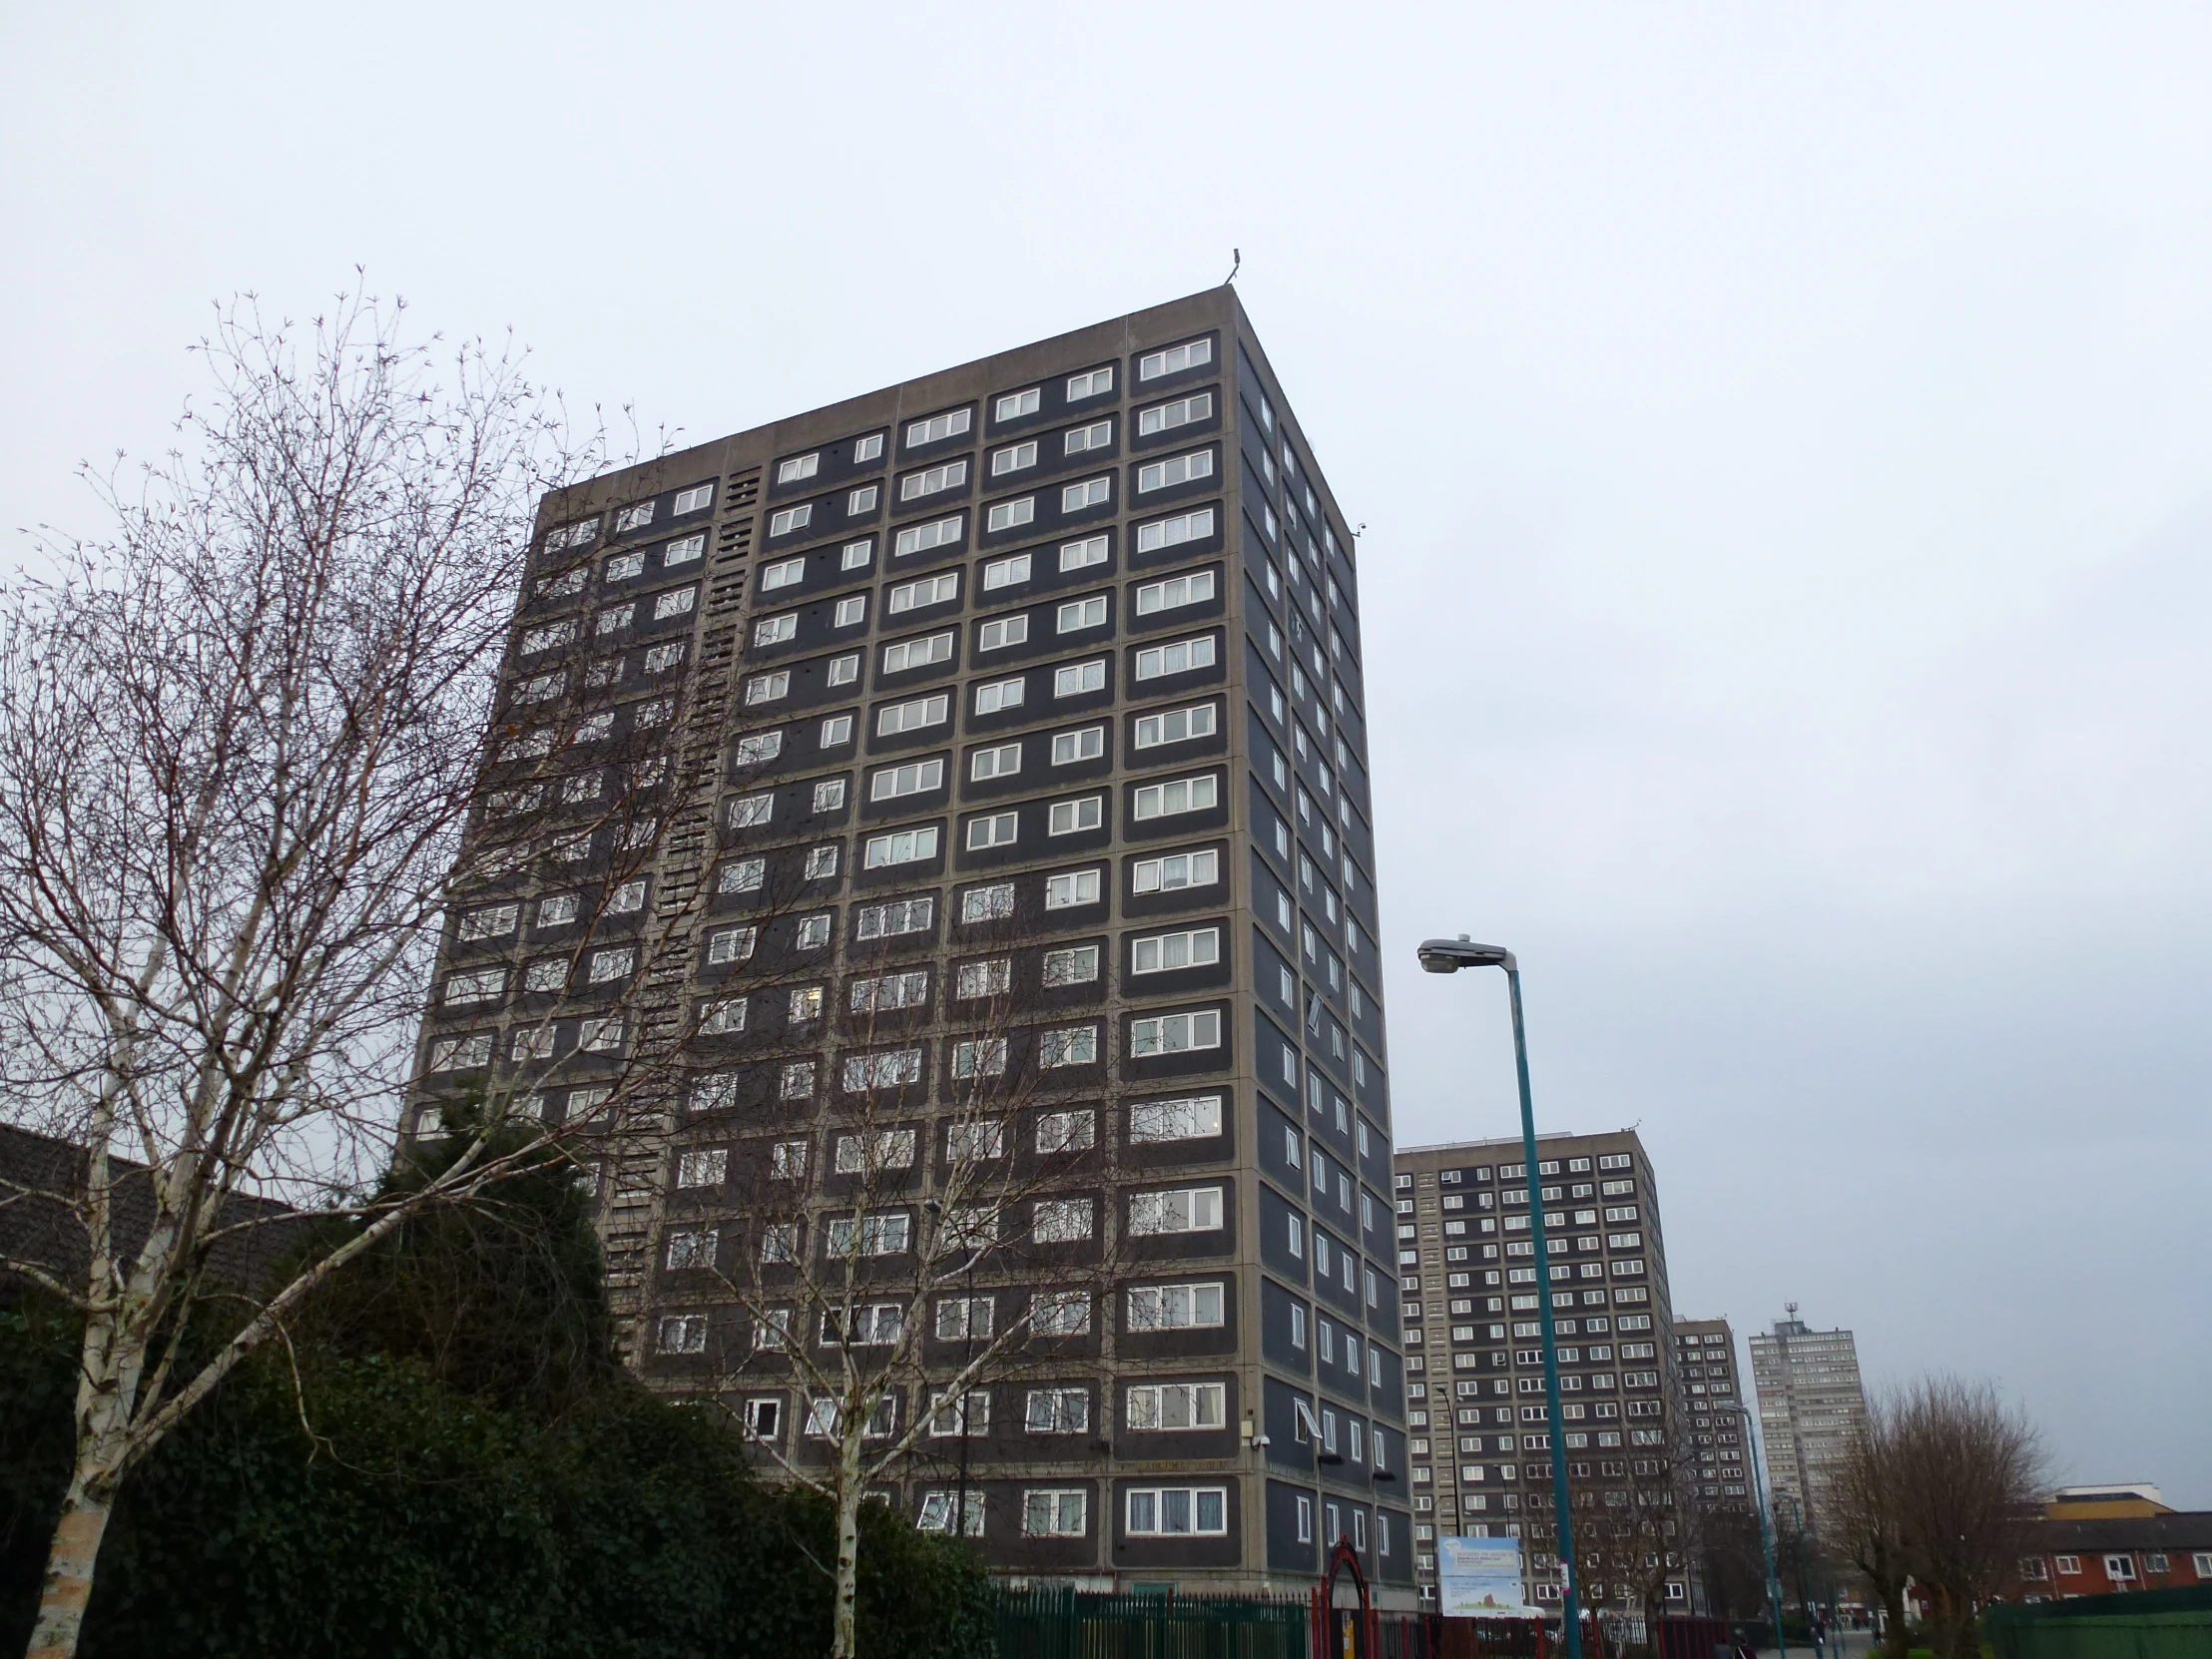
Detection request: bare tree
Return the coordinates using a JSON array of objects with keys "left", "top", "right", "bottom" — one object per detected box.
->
[
  {"left": 0, "top": 292, "right": 733, "bottom": 1659},
  {"left": 1889, "top": 1377, "right": 2044, "bottom": 1659},
  {"left": 1831, "top": 1398, "right": 1912, "bottom": 1659},
  {"left": 659, "top": 911, "right": 1140, "bottom": 1659}
]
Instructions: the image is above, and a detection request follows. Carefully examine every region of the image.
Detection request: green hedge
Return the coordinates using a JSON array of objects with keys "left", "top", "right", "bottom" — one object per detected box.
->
[{"left": 0, "top": 1132, "right": 992, "bottom": 1658}]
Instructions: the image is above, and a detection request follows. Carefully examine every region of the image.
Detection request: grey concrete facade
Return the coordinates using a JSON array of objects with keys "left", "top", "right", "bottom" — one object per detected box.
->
[
  {"left": 1747, "top": 1312, "right": 1869, "bottom": 1542},
  {"left": 1392, "top": 1130, "right": 1688, "bottom": 1612},
  {"left": 408, "top": 288, "right": 1412, "bottom": 1598}
]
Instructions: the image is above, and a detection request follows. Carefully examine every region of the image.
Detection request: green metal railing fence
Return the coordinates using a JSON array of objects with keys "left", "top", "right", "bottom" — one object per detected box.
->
[{"left": 993, "top": 1586, "right": 1313, "bottom": 1659}]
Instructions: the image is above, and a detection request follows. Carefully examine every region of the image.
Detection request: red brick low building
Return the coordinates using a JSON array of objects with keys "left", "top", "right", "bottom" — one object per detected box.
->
[{"left": 2009, "top": 1511, "right": 2212, "bottom": 1601}]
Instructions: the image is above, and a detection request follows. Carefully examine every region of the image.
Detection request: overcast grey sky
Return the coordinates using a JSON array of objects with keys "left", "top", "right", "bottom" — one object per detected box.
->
[{"left": 6, "top": 4, "right": 2207, "bottom": 1503}]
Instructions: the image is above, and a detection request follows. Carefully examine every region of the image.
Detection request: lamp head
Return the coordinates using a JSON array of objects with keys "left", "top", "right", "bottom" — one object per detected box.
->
[{"left": 1417, "top": 936, "right": 1515, "bottom": 973}]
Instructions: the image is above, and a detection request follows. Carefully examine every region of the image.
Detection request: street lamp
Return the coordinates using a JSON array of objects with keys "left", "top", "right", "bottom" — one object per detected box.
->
[{"left": 1415, "top": 938, "right": 1583, "bottom": 1659}]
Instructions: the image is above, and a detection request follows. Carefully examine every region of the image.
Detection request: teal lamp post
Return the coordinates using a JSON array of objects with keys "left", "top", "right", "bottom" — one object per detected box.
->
[{"left": 1417, "top": 938, "right": 1583, "bottom": 1659}]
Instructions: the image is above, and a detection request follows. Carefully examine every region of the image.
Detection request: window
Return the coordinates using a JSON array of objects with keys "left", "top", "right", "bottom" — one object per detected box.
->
[
  {"left": 1066, "top": 365, "right": 1114, "bottom": 399},
  {"left": 893, "top": 513, "right": 963, "bottom": 556},
  {"left": 849, "top": 968, "right": 928, "bottom": 1011},
  {"left": 544, "top": 517, "right": 599, "bottom": 552},
  {"left": 1044, "top": 867, "right": 1101, "bottom": 908},
  {"left": 442, "top": 968, "right": 504, "bottom": 1004},
  {"left": 1126, "top": 1486, "right": 1227, "bottom": 1536},
  {"left": 955, "top": 957, "right": 1011, "bottom": 999},
  {"left": 1039, "top": 942, "right": 1099, "bottom": 985},
  {"left": 1135, "top": 507, "right": 1215, "bottom": 554},
  {"left": 1048, "top": 796, "right": 1102, "bottom": 835},
  {"left": 901, "top": 460, "right": 967, "bottom": 500},
  {"left": 841, "top": 537, "right": 873, "bottom": 570},
  {"left": 1134, "top": 703, "right": 1216, "bottom": 750},
  {"left": 533, "top": 894, "right": 580, "bottom": 932},
  {"left": 745, "top": 670, "right": 791, "bottom": 705},
  {"left": 820, "top": 715, "right": 855, "bottom": 748},
  {"left": 850, "top": 431, "right": 885, "bottom": 463},
  {"left": 952, "top": 1038, "right": 1007, "bottom": 1078},
  {"left": 614, "top": 500, "right": 657, "bottom": 532},
  {"left": 823, "top": 1303, "right": 904, "bottom": 1347},
  {"left": 847, "top": 485, "right": 878, "bottom": 514},
  {"left": 986, "top": 495, "right": 1035, "bottom": 531},
  {"left": 762, "top": 556, "right": 805, "bottom": 592},
  {"left": 1064, "top": 419, "right": 1112, "bottom": 454},
  {"left": 769, "top": 504, "right": 813, "bottom": 536},
  {"left": 917, "top": 1490, "right": 985, "bottom": 1537},
  {"left": 2104, "top": 1555, "right": 2138, "bottom": 1581},
  {"left": 734, "top": 732, "right": 784, "bottom": 768},
  {"left": 1056, "top": 595, "right": 1108, "bottom": 632},
  {"left": 995, "top": 387, "right": 1040, "bottom": 421},
  {"left": 606, "top": 550, "right": 647, "bottom": 583},
  {"left": 1127, "top": 1282, "right": 1225, "bottom": 1331},
  {"left": 588, "top": 947, "right": 634, "bottom": 982},
  {"left": 1035, "top": 1108, "right": 1096, "bottom": 1152},
  {"left": 1135, "top": 635, "right": 1216, "bottom": 680},
  {"left": 1127, "top": 1382, "right": 1225, "bottom": 1431},
  {"left": 1039, "top": 1025, "right": 1098, "bottom": 1067},
  {"left": 519, "top": 620, "right": 575, "bottom": 655},
  {"left": 653, "top": 585, "right": 697, "bottom": 620},
  {"left": 1051, "top": 726, "right": 1105, "bottom": 765},
  {"left": 966, "top": 812, "right": 1017, "bottom": 849},
  {"left": 1054, "top": 658, "right": 1106, "bottom": 697},
  {"left": 825, "top": 1212, "right": 911, "bottom": 1256},
  {"left": 1026, "top": 1388, "right": 1089, "bottom": 1433},
  {"left": 978, "top": 615, "right": 1029, "bottom": 650},
  {"left": 1130, "top": 1094, "right": 1224, "bottom": 1140},
  {"left": 832, "top": 594, "right": 866, "bottom": 627},
  {"left": 1060, "top": 534, "right": 1109, "bottom": 571},
  {"left": 1137, "top": 450, "right": 1214, "bottom": 493},
  {"left": 457, "top": 902, "right": 519, "bottom": 941},
  {"left": 1061, "top": 476, "right": 1111, "bottom": 512},
  {"left": 971, "top": 742, "right": 1022, "bottom": 780},
  {"left": 665, "top": 532, "right": 705, "bottom": 565},
  {"left": 905, "top": 408, "right": 972, "bottom": 446},
  {"left": 1138, "top": 392, "right": 1212, "bottom": 435},
  {"left": 832, "top": 1131, "right": 916, "bottom": 1175},
  {"left": 961, "top": 881, "right": 1014, "bottom": 922},
  {"left": 1132, "top": 847, "right": 1219, "bottom": 892},
  {"left": 982, "top": 553, "right": 1030, "bottom": 591},
  {"left": 876, "top": 693, "right": 950, "bottom": 736},
  {"left": 855, "top": 894, "right": 933, "bottom": 938},
  {"left": 658, "top": 1314, "right": 709, "bottom": 1354},
  {"left": 1022, "top": 1489, "right": 1087, "bottom": 1538},
  {"left": 990, "top": 440, "right": 1038, "bottom": 476},
  {"left": 1133, "top": 775, "right": 1218, "bottom": 820},
  {"left": 729, "top": 792, "right": 774, "bottom": 829},
  {"left": 1132, "top": 928, "right": 1221, "bottom": 974},
  {"left": 1130, "top": 1008, "right": 1221, "bottom": 1055},
  {"left": 864, "top": 825, "right": 940, "bottom": 867},
  {"left": 1031, "top": 1291, "right": 1092, "bottom": 1335},
  {"left": 1136, "top": 570, "right": 1216, "bottom": 615},
  {"left": 665, "top": 1229, "right": 718, "bottom": 1270},
  {"left": 777, "top": 453, "right": 820, "bottom": 485},
  {"left": 1128, "top": 1186, "right": 1223, "bottom": 1235},
  {"left": 700, "top": 997, "right": 747, "bottom": 1034},
  {"left": 1032, "top": 1198, "right": 1093, "bottom": 1242},
  {"left": 870, "top": 758, "right": 945, "bottom": 801},
  {"left": 1138, "top": 337, "right": 1212, "bottom": 379},
  {"left": 888, "top": 572, "right": 958, "bottom": 613},
  {"left": 882, "top": 631, "right": 954, "bottom": 673},
  {"left": 973, "top": 676, "right": 1025, "bottom": 714}
]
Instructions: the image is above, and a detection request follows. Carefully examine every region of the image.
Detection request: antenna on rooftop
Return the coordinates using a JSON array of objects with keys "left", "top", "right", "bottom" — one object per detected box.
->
[{"left": 1226, "top": 248, "right": 1241, "bottom": 284}]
